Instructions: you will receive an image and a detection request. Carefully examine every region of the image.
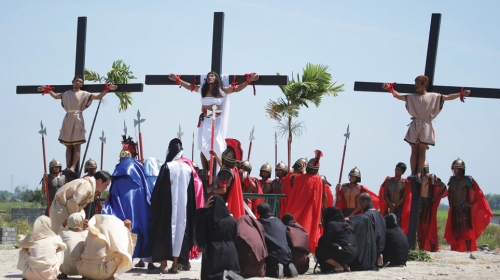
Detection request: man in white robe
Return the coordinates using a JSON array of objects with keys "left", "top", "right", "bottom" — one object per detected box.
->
[
  {"left": 50, "top": 171, "right": 111, "bottom": 233},
  {"left": 58, "top": 212, "right": 88, "bottom": 278},
  {"left": 17, "top": 216, "right": 66, "bottom": 280}
]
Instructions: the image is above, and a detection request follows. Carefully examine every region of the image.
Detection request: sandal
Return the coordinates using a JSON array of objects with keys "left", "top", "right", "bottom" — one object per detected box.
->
[
  {"left": 167, "top": 268, "right": 179, "bottom": 274},
  {"left": 135, "top": 260, "right": 145, "bottom": 268}
]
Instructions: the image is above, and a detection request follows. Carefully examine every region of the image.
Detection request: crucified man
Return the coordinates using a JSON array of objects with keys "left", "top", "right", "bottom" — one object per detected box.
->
[
  {"left": 382, "top": 75, "right": 470, "bottom": 179},
  {"left": 38, "top": 76, "right": 117, "bottom": 172}
]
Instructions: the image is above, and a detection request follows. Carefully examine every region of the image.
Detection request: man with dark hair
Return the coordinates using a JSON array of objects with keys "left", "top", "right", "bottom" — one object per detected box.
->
[
  {"left": 282, "top": 213, "right": 309, "bottom": 274},
  {"left": 444, "top": 158, "right": 492, "bottom": 252},
  {"left": 358, "top": 193, "right": 386, "bottom": 267},
  {"left": 418, "top": 161, "right": 447, "bottom": 252},
  {"left": 49, "top": 170, "right": 111, "bottom": 233},
  {"left": 257, "top": 203, "right": 297, "bottom": 279},
  {"left": 42, "top": 159, "right": 66, "bottom": 216},
  {"left": 260, "top": 163, "right": 273, "bottom": 194},
  {"left": 378, "top": 162, "right": 412, "bottom": 233},
  {"left": 38, "top": 76, "right": 117, "bottom": 172},
  {"left": 382, "top": 76, "right": 471, "bottom": 179},
  {"left": 336, "top": 166, "right": 379, "bottom": 217}
]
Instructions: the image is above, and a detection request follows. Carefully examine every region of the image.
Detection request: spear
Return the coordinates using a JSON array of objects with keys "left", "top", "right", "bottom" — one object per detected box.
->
[
  {"left": 39, "top": 121, "right": 50, "bottom": 213},
  {"left": 247, "top": 126, "right": 255, "bottom": 161},
  {"left": 134, "top": 110, "right": 146, "bottom": 160},
  {"left": 275, "top": 132, "right": 278, "bottom": 176},
  {"left": 98, "top": 131, "right": 106, "bottom": 171},
  {"left": 191, "top": 132, "right": 195, "bottom": 162},
  {"left": 338, "top": 124, "right": 350, "bottom": 184},
  {"left": 177, "top": 124, "right": 184, "bottom": 142}
]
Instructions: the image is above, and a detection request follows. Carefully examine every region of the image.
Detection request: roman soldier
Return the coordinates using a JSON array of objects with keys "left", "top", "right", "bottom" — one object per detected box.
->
[
  {"left": 270, "top": 161, "right": 288, "bottom": 194},
  {"left": 260, "top": 163, "right": 273, "bottom": 194},
  {"left": 335, "top": 167, "right": 379, "bottom": 217},
  {"left": 418, "top": 161, "right": 447, "bottom": 252},
  {"left": 208, "top": 138, "right": 245, "bottom": 219},
  {"left": 239, "top": 159, "right": 263, "bottom": 216},
  {"left": 320, "top": 175, "right": 334, "bottom": 208},
  {"left": 444, "top": 158, "right": 492, "bottom": 252},
  {"left": 43, "top": 159, "right": 66, "bottom": 216},
  {"left": 280, "top": 158, "right": 307, "bottom": 217},
  {"left": 378, "top": 162, "right": 412, "bottom": 233},
  {"left": 83, "top": 158, "right": 97, "bottom": 178}
]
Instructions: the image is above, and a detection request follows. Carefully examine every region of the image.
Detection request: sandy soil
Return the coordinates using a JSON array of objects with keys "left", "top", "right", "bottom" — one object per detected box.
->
[{"left": 1, "top": 247, "right": 499, "bottom": 280}]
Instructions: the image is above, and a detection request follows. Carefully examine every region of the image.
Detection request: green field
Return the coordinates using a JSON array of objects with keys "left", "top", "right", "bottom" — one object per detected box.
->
[{"left": 0, "top": 202, "right": 41, "bottom": 213}]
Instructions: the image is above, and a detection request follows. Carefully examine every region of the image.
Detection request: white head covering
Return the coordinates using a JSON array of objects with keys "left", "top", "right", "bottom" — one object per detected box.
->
[
  {"left": 68, "top": 213, "right": 85, "bottom": 230},
  {"left": 28, "top": 215, "right": 56, "bottom": 243}
]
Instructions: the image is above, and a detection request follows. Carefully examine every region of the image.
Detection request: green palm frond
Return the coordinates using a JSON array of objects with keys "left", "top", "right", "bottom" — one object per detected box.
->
[{"left": 85, "top": 60, "right": 137, "bottom": 112}]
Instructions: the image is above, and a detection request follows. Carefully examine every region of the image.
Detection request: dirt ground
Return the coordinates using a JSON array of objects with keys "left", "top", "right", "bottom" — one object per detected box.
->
[{"left": 1, "top": 247, "right": 499, "bottom": 280}]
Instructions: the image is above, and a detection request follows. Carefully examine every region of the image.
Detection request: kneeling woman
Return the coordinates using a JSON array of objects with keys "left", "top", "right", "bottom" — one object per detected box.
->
[{"left": 316, "top": 207, "right": 358, "bottom": 273}]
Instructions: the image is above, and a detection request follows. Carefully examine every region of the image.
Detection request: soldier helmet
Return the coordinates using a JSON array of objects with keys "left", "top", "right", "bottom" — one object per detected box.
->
[
  {"left": 49, "top": 159, "right": 62, "bottom": 168},
  {"left": 276, "top": 161, "right": 287, "bottom": 172},
  {"left": 222, "top": 138, "right": 243, "bottom": 168},
  {"left": 240, "top": 160, "right": 252, "bottom": 174},
  {"left": 348, "top": 166, "right": 361, "bottom": 182},
  {"left": 451, "top": 157, "right": 465, "bottom": 170},
  {"left": 423, "top": 161, "right": 429, "bottom": 174},
  {"left": 84, "top": 158, "right": 97, "bottom": 172},
  {"left": 292, "top": 158, "right": 307, "bottom": 171},
  {"left": 306, "top": 150, "right": 323, "bottom": 174},
  {"left": 260, "top": 162, "right": 272, "bottom": 173}
]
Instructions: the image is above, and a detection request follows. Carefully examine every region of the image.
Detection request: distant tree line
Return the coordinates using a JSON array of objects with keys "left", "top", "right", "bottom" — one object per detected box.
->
[
  {"left": 0, "top": 185, "right": 46, "bottom": 206},
  {"left": 486, "top": 193, "right": 500, "bottom": 211}
]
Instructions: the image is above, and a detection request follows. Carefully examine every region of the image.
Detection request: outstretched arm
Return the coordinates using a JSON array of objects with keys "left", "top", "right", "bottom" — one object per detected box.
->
[
  {"left": 382, "top": 83, "right": 406, "bottom": 101},
  {"left": 168, "top": 73, "right": 200, "bottom": 92},
  {"left": 38, "top": 85, "right": 61, "bottom": 99},
  {"left": 442, "top": 90, "right": 471, "bottom": 101},
  {"left": 222, "top": 73, "right": 259, "bottom": 94},
  {"left": 91, "top": 84, "right": 117, "bottom": 100}
]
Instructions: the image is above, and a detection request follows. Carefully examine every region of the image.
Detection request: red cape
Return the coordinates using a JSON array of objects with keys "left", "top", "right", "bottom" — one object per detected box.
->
[
  {"left": 444, "top": 177, "right": 492, "bottom": 252},
  {"left": 286, "top": 174, "right": 323, "bottom": 254},
  {"left": 226, "top": 167, "right": 245, "bottom": 219},
  {"left": 335, "top": 184, "right": 379, "bottom": 214},
  {"left": 378, "top": 176, "right": 412, "bottom": 234},
  {"left": 251, "top": 177, "right": 265, "bottom": 217},
  {"left": 418, "top": 176, "right": 448, "bottom": 252},
  {"left": 280, "top": 173, "right": 299, "bottom": 218},
  {"left": 324, "top": 183, "right": 334, "bottom": 207}
]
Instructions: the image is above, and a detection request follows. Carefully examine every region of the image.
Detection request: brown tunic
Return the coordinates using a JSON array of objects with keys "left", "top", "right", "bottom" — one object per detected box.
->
[{"left": 58, "top": 90, "right": 93, "bottom": 145}]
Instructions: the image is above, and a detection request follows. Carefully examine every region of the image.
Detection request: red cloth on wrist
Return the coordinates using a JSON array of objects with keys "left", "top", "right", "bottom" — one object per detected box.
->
[
  {"left": 175, "top": 75, "right": 181, "bottom": 88},
  {"left": 42, "top": 85, "right": 54, "bottom": 96},
  {"left": 104, "top": 83, "right": 110, "bottom": 93},
  {"left": 245, "top": 73, "right": 256, "bottom": 95},
  {"left": 460, "top": 86, "right": 465, "bottom": 103},
  {"left": 386, "top": 82, "right": 396, "bottom": 97},
  {"left": 231, "top": 75, "right": 239, "bottom": 93},
  {"left": 191, "top": 75, "right": 197, "bottom": 92}
]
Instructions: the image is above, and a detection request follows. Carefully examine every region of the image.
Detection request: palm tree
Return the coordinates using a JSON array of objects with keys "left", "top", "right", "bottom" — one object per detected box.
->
[
  {"left": 265, "top": 63, "right": 344, "bottom": 169},
  {"left": 78, "top": 60, "right": 136, "bottom": 176}
]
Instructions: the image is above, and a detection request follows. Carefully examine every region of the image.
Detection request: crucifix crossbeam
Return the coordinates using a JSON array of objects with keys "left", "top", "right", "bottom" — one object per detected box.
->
[
  {"left": 16, "top": 17, "right": 143, "bottom": 94},
  {"left": 353, "top": 13, "right": 500, "bottom": 99},
  {"left": 145, "top": 12, "right": 288, "bottom": 87}
]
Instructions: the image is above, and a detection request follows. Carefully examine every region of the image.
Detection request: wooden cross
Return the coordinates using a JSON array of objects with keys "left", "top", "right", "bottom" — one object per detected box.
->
[
  {"left": 354, "top": 13, "right": 500, "bottom": 98},
  {"left": 16, "top": 17, "right": 144, "bottom": 174},
  {"left": 145, "top": 12, "right": 288, "bottom": 87}
]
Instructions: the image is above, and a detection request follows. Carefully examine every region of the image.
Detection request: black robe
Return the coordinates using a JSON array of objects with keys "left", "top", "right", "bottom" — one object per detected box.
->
[
  {"left": 258, "top": 216, "right": 293, "bottom": 268},
  {"left": 383, "top": 214, "right": 409, "bottom": 266},
  {"left": 364, "top": 208, "right": 387, "bottom": 254},
  {"left": 348, "top": 214, "right": 377, "bottom": 271},
  {"left": 149, "top": 163, "right": 196, "bottom": 266},
  {"left": 196, "top": 195, "right": 240, "bottom": 280}
]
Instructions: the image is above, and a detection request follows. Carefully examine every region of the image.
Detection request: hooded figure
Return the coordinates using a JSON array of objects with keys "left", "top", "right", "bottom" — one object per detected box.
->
[
  {"left": 282, "top": 213, "right": 310, "bottom": 274},
  {"left": 149, "top": 138, "right": 197, "bottom": 273},
  {"left": 235, "top": 215, "right": 268, "bottom": 278},
  {"left": 316, "top": 207, "right": 358, "bottom": 273},
  {"left": 17, "top": 216, "right": 67, "bottom": 280},
  {"left": 383, "top": 214, "right": 409, "bottom": 266},
  {"left": 59, "top": 213, "right": 88, "bottom": 277},
  {"left": 196, "top": 195, "right": 240, "bottom": 280}
]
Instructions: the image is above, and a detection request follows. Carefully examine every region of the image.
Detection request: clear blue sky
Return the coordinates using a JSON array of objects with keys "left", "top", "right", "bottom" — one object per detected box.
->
[{"left": 1, "top": 0, "right": 499, "bottom": 197}]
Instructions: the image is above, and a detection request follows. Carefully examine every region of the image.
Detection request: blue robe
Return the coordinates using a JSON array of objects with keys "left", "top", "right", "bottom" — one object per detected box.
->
[{"left": 101, "top": 157, "right": 152, "bottom": 258}]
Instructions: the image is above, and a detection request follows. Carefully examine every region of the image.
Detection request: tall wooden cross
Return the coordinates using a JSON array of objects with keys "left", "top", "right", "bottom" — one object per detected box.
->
[
  {"left": 354, "top": 13, "right": 500, "bottom": 98},
  {"left": 145, "top": 12, "right": 288, "bottom": 87},
  {"left": 16, "top": 17, "right": 144, "bottom": 173},
  {"left": 354, "top": 13, "right": 500, "bottom": 250}
]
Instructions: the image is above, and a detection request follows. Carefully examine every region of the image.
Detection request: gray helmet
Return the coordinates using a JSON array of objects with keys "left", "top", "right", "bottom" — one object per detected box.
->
[
  {"left": 84, "top": 158, "right": 97, "bottom": 172},
  {"left": 348, "top": 166, "right": 361, "bottom": 182},
  {"left": 49, "top": 159, "right": 62, "bottom": 168},
  {"left": 451, "top": 157, "right": 465, "bottom": 175},
  {"left": 241, "top": 160, "right": 252, "bottom": 174},
  {"left": 260, "top": 162, "right": 272, "bottom": 177},
  {"left": 423, "top": 161, "right": 429, "bottom": 174},
  {"left": 292, "top": 158, "right": 307, "bottom": 170}
]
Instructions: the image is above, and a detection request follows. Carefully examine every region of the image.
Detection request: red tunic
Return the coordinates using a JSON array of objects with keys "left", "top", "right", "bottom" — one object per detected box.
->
[
  {"left": 444, "top": 177, "right": 492, "bottom": 252},
  {"left": 285, "top": 174, "right": 323, "bottom": 254},
  {"left": 220, "top": 167, "right": 245, "bottom": 219},
  {"left": 378, "top": 176, "right": 412, "bottom": 234},
  {"left": 418, "top": 176, "right": 448, "bottom": 252},
  {"left": 242, "top": 176, "right": 264, "bottom": 217},
  {"left": 280, "top": 173, "right": 299, "bottom": 218},
  {"left": 335, "top": 184, "right": 379, "bottom": 214}
]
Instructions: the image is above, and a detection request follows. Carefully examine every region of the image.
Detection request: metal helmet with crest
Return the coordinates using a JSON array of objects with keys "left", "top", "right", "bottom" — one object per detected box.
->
[
  {"left": 120, "top": 135, "right": 138, "bottom": 160},
  {"left": 451, "top": 157, "right": 465, "bottom": 175},
  {"left": 84, "top": 158, "right": 97, "bottom": 172},
  {"left": 348, "top": 166, "right": 361, "bottom": 182},
  {"left": 49, "top": 159, "right": 62, "bottom": 168},
  {"left": 222, "top": 138, "right": 243, "bottom": 168},
  {"left": 306, "top": 150, "right": 323, "bottom": 174}
]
